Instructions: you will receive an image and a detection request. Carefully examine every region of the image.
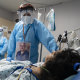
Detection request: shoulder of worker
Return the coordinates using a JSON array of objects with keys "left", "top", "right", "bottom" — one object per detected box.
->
[
  {"left": 14, "top": 20, "right": 23, "bottom": 29},
  {"left": 33, "top": 18, "right": 43, "bottom": 26}
]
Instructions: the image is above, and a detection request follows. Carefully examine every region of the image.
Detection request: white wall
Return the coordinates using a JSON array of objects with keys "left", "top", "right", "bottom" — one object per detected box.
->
[
  {"left": 39, "top": 0, "right": 80, "bottom": 61},
  {"left": 0, "top": 7, "right": 16, "bottom": 39},
  {"left": 51, "top": 0, "right": 80, "bottom": 39},
  {"left": 0, "top": 17, "right": 15, "bottom": 39},
  {"left": 0, "top": 7, "right": 14, "bottom": 21}
]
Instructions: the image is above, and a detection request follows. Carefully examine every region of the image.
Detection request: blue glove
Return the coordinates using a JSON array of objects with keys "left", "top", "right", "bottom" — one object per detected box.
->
[
  {"left": 73, "top": 63, "right": 80, "bottom": 71},
  {"left": 6, "top": 57, "right": 12, "bottom": 62}
]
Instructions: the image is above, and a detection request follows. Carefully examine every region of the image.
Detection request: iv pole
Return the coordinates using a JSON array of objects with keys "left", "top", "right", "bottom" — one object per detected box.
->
[{"left": 39, "top": 8, "right": 46, "bottom": 62}]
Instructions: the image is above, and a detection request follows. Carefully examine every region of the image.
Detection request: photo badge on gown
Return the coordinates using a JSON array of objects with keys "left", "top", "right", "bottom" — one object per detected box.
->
[{"left": 15, "top": 42, "right": 30, "bottom": 61}]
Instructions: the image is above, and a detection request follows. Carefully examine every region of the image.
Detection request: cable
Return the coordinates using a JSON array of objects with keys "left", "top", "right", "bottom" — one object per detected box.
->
[
  {"left": 30, "top": 73, "right": 31, "bottom": 80},
  {"left": 17, "top": 65, "right": 33, "bottom": 80},
  {"left": 61, "top": 43, "right": 64, "bottom": 50},
  {"left": 17, "top": 69, "right": 26, "bottom": 80}
]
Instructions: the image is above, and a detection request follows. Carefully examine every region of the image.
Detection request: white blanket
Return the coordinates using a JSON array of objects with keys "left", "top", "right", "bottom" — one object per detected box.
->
[{"left": 0, "top": 60, "right": 43, "bottom": 80}]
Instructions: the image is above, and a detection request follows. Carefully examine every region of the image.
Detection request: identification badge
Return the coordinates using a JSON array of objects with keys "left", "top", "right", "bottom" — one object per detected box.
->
[{"left": 15, "top": 42, "right": 30, "bottom": 61}]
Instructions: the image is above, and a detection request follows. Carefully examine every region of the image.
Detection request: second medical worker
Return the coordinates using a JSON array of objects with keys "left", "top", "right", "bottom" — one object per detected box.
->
[
  {"left": 7, "top": 3, "right": 58, "bottom": 63},
  {"left": 0, "top": 27, "right": 8, "bottom": 60}
]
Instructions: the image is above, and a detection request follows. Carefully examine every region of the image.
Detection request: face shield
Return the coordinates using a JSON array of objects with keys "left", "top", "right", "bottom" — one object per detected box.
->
[
  {"left": 20, "top": 10, "right": 34, "bottom": 25},
  {"left": 17, "top": 10, "right": 21, "bottom": 21},
  {"left": 0, "top": 27, "right": 3, "bottom": 37}
]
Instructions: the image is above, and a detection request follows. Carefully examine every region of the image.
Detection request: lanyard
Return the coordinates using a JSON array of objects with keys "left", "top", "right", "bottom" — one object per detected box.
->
[{"left": 23, "top": 24, "right": 31, "bottom": 42}]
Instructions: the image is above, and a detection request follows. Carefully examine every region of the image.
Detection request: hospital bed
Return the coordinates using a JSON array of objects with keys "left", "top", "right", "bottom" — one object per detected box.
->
[
  {"left": 0, "top": 60, "right": 80, "bottom": 80},
  {"left": 0, "top": 60, "right": 43, "bottom": 80}
]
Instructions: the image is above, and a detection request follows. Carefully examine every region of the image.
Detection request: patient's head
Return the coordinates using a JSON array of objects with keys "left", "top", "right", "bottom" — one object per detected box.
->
[{"left": 40, "top": 49, "right": 80, "bottom": 80}]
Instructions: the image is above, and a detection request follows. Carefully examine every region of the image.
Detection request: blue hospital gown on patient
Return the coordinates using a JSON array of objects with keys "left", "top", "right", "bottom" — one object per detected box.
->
[{"left": 7, "top": 18, "right": 58, "bottom": 63}]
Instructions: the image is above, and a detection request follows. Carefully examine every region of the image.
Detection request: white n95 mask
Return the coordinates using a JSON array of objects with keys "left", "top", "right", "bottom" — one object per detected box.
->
[
  {"left": 22, "top": 16, "right": 32, "bottom": 25},
  {"left": 21, "top": 10, "right": 33, "bottom": 25}
]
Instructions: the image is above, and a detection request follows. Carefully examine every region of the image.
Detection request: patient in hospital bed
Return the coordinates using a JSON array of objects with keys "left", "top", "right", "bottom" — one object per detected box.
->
[{"left": 0, "top": 48, "right": 80, "bottom": 80}]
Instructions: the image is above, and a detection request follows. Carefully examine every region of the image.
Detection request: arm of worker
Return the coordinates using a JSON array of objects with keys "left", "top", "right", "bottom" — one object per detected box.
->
[
  {"left": 34, "top": 19, "right": 58, "bottom": 53},
  {"left": 0, "top": 37, "right": 8, "bottom": 56},
  {"left": 7, "top": 24, "right": 17, "bottom": 61}
]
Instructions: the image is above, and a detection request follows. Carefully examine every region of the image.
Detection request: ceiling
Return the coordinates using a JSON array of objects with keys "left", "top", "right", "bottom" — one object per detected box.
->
[{"left": 0, "top": 0, "right": 73, "bottom": 13}]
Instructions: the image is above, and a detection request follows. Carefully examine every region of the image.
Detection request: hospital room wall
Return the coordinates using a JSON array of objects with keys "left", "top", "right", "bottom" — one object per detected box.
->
[
  {"left": 0, "top": 7, "right": 15, "bottom": 39},
  {"left": 40, "top": 0, "right": 80, "bottom": 61},
  {"left": 0, "top": 7, "right": 14, "bottom": 21},
  {"left": 50, "top": 0, "right": 80, "bottom": 39},
  {"left": 0, "top": 17, "right": 15, "bottom": 39}
]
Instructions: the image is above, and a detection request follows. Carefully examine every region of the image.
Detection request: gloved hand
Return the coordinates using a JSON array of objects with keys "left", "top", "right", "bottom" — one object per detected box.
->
[{"left": 6, "top": 57, "right": 12, "bottom": 62}]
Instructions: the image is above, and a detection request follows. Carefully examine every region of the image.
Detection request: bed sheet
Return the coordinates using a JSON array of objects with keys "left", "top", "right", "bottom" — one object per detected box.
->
[{"left": 0, "top": 60, "right": 43, "bottom": 80}]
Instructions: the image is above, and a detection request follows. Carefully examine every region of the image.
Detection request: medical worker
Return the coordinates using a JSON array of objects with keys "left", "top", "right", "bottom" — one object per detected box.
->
[
  {"left": 7, "top": 3, "right": 58, "bottom": 63},
  {"left": 0, "top": 27, "right": 8, "bottom": 60}
]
